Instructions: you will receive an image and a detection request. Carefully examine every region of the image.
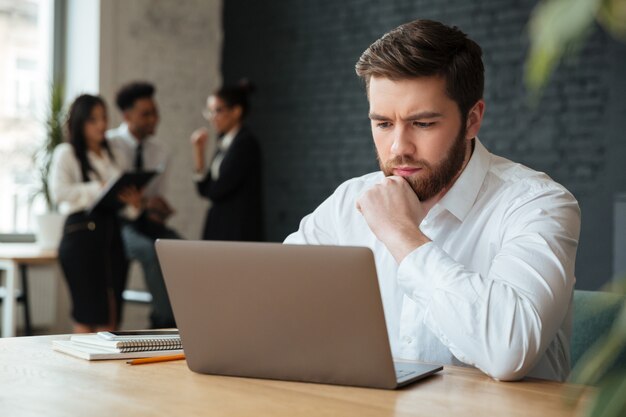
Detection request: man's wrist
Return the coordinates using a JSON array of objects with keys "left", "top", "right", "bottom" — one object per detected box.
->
[{"left": 387, "top": 229, "right": 431, "bottom": 264}]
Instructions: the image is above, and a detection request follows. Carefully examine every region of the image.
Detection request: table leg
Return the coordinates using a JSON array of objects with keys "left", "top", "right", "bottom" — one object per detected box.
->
[
  {"left": 1, "top": 260, "right": 17, "bottom": 338},
  {"left": 20, "top": 265, "right": 32, "bottom": 336}
]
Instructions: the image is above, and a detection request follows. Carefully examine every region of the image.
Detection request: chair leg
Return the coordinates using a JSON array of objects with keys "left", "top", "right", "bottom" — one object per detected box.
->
[{"left": 19, "top": 265, "right": 33, "bottom": 336}]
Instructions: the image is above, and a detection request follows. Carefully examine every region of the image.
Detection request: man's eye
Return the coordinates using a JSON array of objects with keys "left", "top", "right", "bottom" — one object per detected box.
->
[
  {"left": 376, "top": 122, "right": 391, "bottom": 129},
  {"left": 414, "top": 121, "right": 434, "bottom": 128}
]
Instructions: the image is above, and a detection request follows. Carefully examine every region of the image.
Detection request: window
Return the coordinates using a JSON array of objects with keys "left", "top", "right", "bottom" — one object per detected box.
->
[{"left": 0, "top": 0, "right": 54, "bottom": 234}]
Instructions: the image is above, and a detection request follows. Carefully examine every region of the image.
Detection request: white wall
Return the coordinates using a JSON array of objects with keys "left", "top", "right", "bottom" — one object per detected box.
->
[{"left": 99, "top": 0, "right": 222, "bottom": 240}]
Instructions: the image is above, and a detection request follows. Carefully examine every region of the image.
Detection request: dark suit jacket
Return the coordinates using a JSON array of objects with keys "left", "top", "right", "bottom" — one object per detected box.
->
[{"left": 196, "top": 126, "right": 263, "bottom": 241}]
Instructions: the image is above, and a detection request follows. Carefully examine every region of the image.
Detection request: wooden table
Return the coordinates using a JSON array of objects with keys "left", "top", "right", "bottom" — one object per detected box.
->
[
  {"left": 0, "top": 243, "right": 57, "bottom": 337},
  {"left": 0, "top": 335, "right": 591, "bottom": 417}
]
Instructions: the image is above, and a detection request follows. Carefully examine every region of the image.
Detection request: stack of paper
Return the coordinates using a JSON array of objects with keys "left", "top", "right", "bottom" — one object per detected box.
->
[{"left": 52, "top": 332, "right": 183, "bottom": 361}]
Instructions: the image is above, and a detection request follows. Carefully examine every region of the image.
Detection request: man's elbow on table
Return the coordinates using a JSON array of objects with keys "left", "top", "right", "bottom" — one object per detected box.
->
[{"left": 477, "top": 350, "right": 538, "bottom": 382}]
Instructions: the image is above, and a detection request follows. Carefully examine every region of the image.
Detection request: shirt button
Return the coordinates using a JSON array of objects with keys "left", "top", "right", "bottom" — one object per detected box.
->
[{"left": 403, "top": 336, "right": 413, "bottom": 344}]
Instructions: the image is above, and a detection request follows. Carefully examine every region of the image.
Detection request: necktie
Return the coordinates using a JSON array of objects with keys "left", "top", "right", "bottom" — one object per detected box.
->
[{"left": 134, "top": 142, "right": 144, "bottom": 171}]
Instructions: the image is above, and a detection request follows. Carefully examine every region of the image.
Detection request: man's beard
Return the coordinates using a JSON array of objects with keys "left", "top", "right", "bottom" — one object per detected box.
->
[{"left": 379, "top": 127, "right": 468, "bottom": 201}]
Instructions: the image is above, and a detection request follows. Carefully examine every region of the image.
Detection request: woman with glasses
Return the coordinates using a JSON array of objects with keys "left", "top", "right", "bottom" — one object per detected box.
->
[{"left": 190, "top": 80, "right": 263, "bottom": 241}]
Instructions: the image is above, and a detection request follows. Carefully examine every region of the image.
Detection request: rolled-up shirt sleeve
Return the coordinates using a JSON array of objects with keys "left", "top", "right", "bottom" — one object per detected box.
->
[{"left": 396, "top": 187, "right": 580, "bottom": 381}]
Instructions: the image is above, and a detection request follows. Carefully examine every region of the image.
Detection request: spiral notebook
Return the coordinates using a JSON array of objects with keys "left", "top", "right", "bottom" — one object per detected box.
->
[
  {"left": 70, "top": 334, "right": 183, "bottom": 352},
  {"left": 52, "top": 340, "right": 183, "bottom": 361},
  {"left": 52, "top": 333, "right": 183, "bottom": 361}
]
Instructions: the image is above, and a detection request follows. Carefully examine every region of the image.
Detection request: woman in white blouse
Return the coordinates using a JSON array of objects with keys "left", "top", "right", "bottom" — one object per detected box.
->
[{"left": 50, "top": 94, "right": 141, "bottom": 333}]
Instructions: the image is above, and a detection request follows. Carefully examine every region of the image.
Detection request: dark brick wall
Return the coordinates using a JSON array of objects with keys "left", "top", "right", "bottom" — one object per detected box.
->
[{"left": 222, "top": 0, "right": 626, "bottom": 289}]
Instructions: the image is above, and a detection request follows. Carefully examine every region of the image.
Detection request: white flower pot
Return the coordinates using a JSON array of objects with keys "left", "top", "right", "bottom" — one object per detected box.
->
[{"left": 35, "top": 212, "right": 66, "bottom": 249}]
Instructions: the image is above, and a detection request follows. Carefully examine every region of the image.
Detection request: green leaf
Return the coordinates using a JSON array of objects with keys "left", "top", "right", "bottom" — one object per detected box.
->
[
  {"left": 582, "top": 372, "right": 626, "bottom": 417},
  {"left": 597, "top": 0, "right": 626, "bottom": 41},
  {"left": 525, "top": 0, "right": 601, "bottom": 96},
  {"left": 32, "top": 81, "right": 66, "bottom": 212}
]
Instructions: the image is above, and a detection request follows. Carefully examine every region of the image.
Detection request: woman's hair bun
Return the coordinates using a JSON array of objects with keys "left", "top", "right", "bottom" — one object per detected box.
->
[{"left": 238, "top": 78, "right": 256, "bottom": 94}]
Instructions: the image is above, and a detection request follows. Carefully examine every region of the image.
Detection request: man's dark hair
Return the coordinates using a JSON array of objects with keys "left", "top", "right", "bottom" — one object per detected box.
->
[
  {"left": 355, "top": 19, "right": 484, "bottom": 119},
  {"left": 115, "top": 81, "right": 155, "bottom": 111}
]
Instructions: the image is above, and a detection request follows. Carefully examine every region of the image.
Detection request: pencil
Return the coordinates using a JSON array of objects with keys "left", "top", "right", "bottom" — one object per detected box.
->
[{"left": 126, "top": 353, "right": 186, "bottom": 365}]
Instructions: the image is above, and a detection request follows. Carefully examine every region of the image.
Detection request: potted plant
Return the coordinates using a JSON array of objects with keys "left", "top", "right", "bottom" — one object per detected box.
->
[
  {"left": 33, "top": 82, "right": 66, "bottom": 249},
  {"left": 526, "top": 1, "right": 626, "bottom": 416}
]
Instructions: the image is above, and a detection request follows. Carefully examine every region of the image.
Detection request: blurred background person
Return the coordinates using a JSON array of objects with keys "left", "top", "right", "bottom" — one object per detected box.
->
[
  {"left": 107, "top": 81, "right": 179, "bottom": 329},
  {"left": 49, "top": 94, "right": 142, "bottom": 333},
  {"left": 190, "top": 80, "right": 263, "bottom": 241}
]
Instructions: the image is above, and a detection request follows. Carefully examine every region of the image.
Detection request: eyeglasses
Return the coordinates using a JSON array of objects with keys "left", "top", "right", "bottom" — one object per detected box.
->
[{"left": 202, "top": 106, "right": 230, "bottom": 120}]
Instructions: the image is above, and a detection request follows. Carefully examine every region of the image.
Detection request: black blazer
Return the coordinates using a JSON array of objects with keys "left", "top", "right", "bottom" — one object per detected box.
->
[{"left": 196, "top": 126, "right": 263, "bottom": 241}]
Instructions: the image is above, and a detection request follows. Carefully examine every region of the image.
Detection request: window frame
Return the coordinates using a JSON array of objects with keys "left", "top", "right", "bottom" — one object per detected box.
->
[{"left": 0, "top": 0, "right": 66, "bottom": 242}]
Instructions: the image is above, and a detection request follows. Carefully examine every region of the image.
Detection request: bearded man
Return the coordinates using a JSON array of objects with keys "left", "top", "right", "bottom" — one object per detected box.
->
[{"left": 285, "top": 19, "right": 581, "bottom": 382}]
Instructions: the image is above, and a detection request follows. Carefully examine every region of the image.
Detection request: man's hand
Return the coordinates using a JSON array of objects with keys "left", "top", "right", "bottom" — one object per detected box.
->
[
  {"left": 118, "top": 185, "right": 143, "bottom": 210},
  {"left": 356, "top": 176, "right": 431, "bottom": 263}
]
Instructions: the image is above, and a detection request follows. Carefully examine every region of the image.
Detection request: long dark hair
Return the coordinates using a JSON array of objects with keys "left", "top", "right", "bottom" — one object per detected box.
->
[
  {"left": 66, "top": 94, "right": 114, "bottom": 182},
  {"left": 214, "top": 79, "right": 256, "bottom": 119}
]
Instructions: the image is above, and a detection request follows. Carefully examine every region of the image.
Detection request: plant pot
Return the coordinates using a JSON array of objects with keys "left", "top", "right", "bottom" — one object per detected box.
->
[{"left": 35, "top": 212, "right": 66, "bottom": 249}]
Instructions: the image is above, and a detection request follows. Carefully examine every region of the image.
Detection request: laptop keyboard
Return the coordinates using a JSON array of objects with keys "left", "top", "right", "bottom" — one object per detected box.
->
[{"left": 395, "top": 368, "right": 416, "bottom": 379}]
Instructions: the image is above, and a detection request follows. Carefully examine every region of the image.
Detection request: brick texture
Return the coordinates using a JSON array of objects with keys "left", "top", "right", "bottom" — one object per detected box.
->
[{"left": 222, "top": 0, "right": 626, "bottom": 289}]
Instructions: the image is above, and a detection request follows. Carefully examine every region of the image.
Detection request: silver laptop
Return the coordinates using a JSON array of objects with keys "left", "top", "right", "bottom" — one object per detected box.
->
[{"left": 155, "top": 240, "right": 442, "bottom": 389}]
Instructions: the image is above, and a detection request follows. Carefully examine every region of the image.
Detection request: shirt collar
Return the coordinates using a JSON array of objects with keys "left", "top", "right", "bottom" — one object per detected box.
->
[
  {"left": 116, "top": 123, "right": 148, "bottom": 148},
  {"left": 436, "top": 137, "right": 491, "bottom": 222},
  {"left": 219, "top": 126, "right": 240, "bottom": 151}
]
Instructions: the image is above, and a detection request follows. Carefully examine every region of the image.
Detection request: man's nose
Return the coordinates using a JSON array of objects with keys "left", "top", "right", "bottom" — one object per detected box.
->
[{"left": 390, "top": 126, "right": 415, "bottom": 157}]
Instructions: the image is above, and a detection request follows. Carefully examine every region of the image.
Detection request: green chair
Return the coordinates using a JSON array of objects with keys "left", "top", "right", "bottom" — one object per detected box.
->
[{"left": 571, "top": 289, "right": 626, "bottom": 370}]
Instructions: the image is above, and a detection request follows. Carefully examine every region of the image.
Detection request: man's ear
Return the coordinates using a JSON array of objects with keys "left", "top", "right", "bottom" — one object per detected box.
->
[
  {"left": 232, "top": 105, "right": 243, "bottom": 120},
  {"left": 122, "top": 109, "right": 133, "bottom": 123},
  {"left": 465, "top": 99, "right": 485, "bottom": 139}
]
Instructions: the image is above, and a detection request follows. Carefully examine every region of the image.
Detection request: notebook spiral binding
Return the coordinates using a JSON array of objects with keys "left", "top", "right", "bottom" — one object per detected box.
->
[{"left": 116, "top": 338, "right": 183, "bottom": 353}]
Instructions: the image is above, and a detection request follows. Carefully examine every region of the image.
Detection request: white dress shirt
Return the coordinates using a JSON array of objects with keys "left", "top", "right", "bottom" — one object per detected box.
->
[
  {"left": 284, "top": 139, "right": 580, "bottom": 381},
  {"left": 106, "top": 123, "right": 169, "bottom": 198},
  {"left": 49, "top": 142, "right": 138, "bottom": 218}
]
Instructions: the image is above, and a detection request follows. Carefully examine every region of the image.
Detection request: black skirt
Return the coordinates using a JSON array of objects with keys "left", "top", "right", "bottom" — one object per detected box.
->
[{"left": 58, "top": 211, "right": 128, "bottom": 325}]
